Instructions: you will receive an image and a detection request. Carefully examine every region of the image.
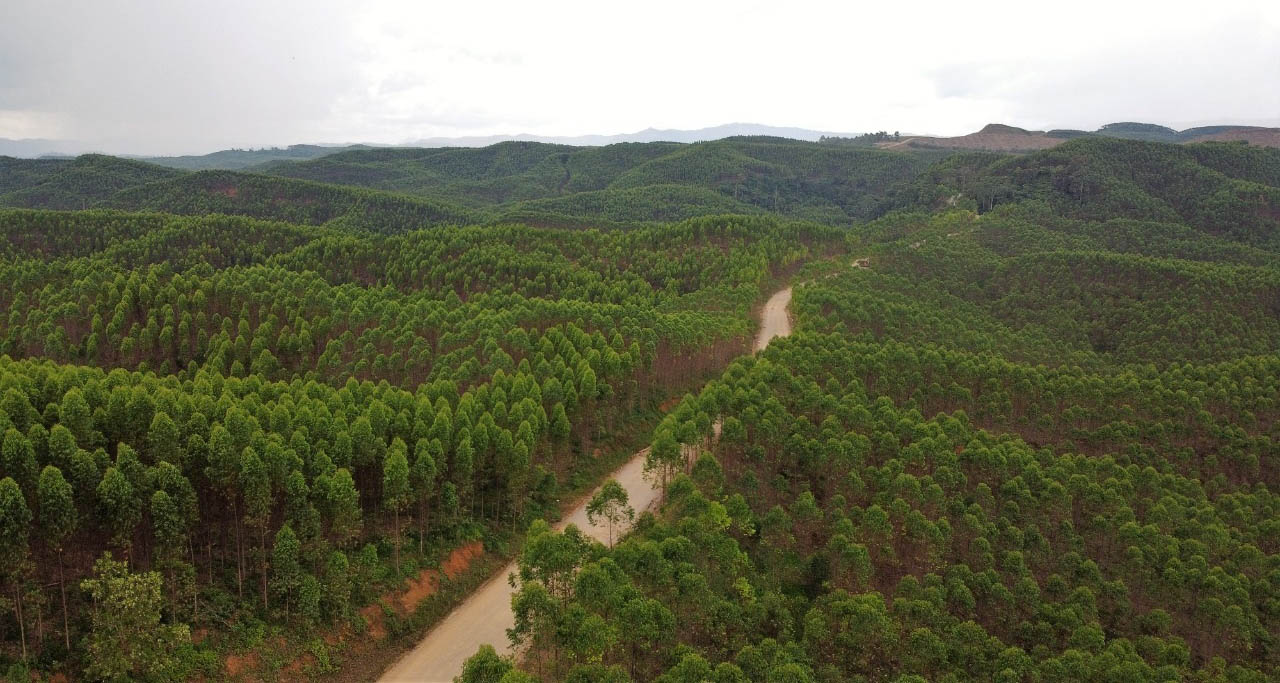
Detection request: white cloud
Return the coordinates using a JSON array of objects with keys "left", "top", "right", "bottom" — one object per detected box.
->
[{"left": 1, "top": 0, "right": 1276, "bottom": 153}]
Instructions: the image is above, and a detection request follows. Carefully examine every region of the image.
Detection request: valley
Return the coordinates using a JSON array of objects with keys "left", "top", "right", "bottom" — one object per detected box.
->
[{"left": 0, "top": 131, "right": 1275, "bottom": 682}]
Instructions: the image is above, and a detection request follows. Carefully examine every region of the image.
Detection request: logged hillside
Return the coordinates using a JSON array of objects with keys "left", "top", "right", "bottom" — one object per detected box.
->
[{"left": 867, "top": 122, "right": 1280, "bottom": 153}]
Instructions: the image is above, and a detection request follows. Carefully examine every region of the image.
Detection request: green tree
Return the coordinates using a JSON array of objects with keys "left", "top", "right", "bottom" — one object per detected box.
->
[
  {"left": 410, "top": 439, "right": 438, "bottom": 554},
  {"left": 97, "top": 466, "right": 140, "bottom": 557},
  {"left": 271, "top": 523, "right": 302, "bottom": 618},
  {"left": 382, "top": 441, "right": 411, "bottom": 572},
  {"left": 37, "top": 466, "right": 76, "bottom": 650},
  {"left": 326, "top": 468, "right": 363, "bottom": 547},
  {"left": 322, "top": 550, "right": 352, "bottom": 622},
  {"left": 240, "top": 447, "right": 273, "bottom": 610},
  {"left": 81, "top": 552, "right": 191, "bottom": 682},
  {"left": 585, "top": 479, "right": 634, "bottom": 548},
  {"left": 146, "top": 411, "right": 181, "bottom": 466},
  {"left": 0, "top": 477, "right": 32, "bottom": 660},
  {"left": 458, "top": 644, "right": 513, "bottom": 683}
]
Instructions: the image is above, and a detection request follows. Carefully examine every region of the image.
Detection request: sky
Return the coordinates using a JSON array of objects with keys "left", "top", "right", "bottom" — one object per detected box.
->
[{"left": 2, "top": 0, "right": 1278, "bottom": 155}]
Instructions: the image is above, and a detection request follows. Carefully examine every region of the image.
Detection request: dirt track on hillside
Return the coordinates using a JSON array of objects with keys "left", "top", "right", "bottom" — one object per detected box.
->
[{"left": 378, "top": 285, "right": 795, "bottom": 682}]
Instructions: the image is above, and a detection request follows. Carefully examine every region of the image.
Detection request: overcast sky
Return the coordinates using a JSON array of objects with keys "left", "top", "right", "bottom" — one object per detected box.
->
[{"left": 3, "top": 0, "right": 1278, "bottom": 155}]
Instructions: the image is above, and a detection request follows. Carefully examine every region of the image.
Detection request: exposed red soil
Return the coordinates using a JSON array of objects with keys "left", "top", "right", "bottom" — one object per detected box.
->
[
  {"left": 359, "top": 603, "right": 389, "bottom": 640},
  {"left": 260, "top": 540, "right": 486, "bottom": 681},
  {"left": 878, "top": 128, "right": 1063, "bottom": 152},
  {"left": 440, "top": 541, "right": 484, "bottom": 580},
  {"left": 397, "top": 541, "right": 484, "bottom": 611},
  {"left": 875, "top": 124, "right": 1280, "bottom": 152},
  {"left": 212, "top": 185, "right": 239, "bottom": 198},
  {"left": 224, "top": 651, "right": 259, "bottom": 678},
  {"left": 279, "top": 652, "right": 315, "bottom": 681},
  {"left": 1186, "top": 128, "right": 1280, "bottom": 148}
]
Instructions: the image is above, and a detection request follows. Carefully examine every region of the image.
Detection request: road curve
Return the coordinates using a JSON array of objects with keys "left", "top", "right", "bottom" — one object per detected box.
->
[{"left": 379, "top": 286, "right": 794, "bottom": 682}]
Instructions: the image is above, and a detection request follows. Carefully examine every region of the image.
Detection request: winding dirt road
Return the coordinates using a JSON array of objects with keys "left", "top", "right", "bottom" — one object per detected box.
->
[{"left": 378, "top": 286, "right": 794, "bottom": 682}]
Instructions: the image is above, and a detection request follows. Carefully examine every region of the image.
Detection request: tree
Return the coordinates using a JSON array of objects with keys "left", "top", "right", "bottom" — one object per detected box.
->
[
  {"left": 458, "top": 644, "right": 513, "bottom": 683},
  {"left": 240, "top": 447, "right": 273, "bottom": 610},
  {"left": 37, "top": 466, "right": 76, "bottom": 650},
  {"left": 0, "top": 477, "right": 31, "bottom": 660},
  {"left": 645, "top": 430, "right": 682, "bottom": 502},
  {"left": 270, "top": 523, "right": 302, "bottom": 619},
  {"left": 322, "top": 550, "right": 352, "bottom": 622},
  {"left": 81, "top": 552, "right": 191, "bottom": 682},
  {"left": 410, "top": 439, "right": 438, "bottom": 555},
  {"left": 585, "top": 479, "right": 634, "bottom": 548},
  {"left": 59, "top": 388, "right": 94, "bottom": 446},
  {"left": 382, "top": 442, "right": 411, "bottom": 572},
  {"left": 550, "top": 403, "right": 571, "bottom": 442},
  {"left": 453, "top": 435, "right": 475, "bottom": 516},
  {"left": 97, "top": 466, "right": 140, "bottom": 557},
  {"left": 326, "top": 468, "right": 363, "bottom": 547},
  {"left": 146, "top": 411, "right": 181, "bottom": 466},
  {"left": 1, "top": 429, "right": 38, "bottom": 494},
  {"left": 150, "top": 490, "right": 190, "bottom": 619}
]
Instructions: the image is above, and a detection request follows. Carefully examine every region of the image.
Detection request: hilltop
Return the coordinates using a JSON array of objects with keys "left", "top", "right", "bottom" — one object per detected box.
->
[
  {"left": 0, "top": 138, "right": 935, "bottom": 227},
  {"left": 875, "top": 121, "right": 1280, "bottom": 153}
]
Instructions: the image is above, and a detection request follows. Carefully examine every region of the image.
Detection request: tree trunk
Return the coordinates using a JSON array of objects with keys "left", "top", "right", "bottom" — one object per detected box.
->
[
  {"left": 34, "top": 587, "right": 43, "bottom": 647},
  {"left": 58, "top": 551, "right": 69, "bottom": 651},
  {"left": 393, "top": 508, "right": 401, "bottom": 573},
  {"left": 14, "top": 584, "right": 26, "bottom": 661},
  {"left": 190, "top": 537, "right": 200, "bottom": 622},
  {"left": 417, "top": 500, "right": 427, "bottom": 556},
  {"left": 232, "top": 499, "right": 244, "bottom": 599},
  {"left": 259, "top": 528, "right": 268, "bottom": 612}
]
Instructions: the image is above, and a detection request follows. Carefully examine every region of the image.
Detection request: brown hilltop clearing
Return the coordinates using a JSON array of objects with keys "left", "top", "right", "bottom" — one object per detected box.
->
[
  {"left": 1191, "top": 127, "right": 1280, "bottom": 146},
  {"left": 878, "top": 124, "right": 1062, "bottom": 152},
  {"left": 877, "top": 122, "right": 1280, "bottom": 152}
]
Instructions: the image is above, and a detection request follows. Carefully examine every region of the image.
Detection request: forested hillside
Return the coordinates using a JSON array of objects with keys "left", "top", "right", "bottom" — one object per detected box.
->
[
  {"left": 0, "top": 132, "right": 1276, "bottom": 682},
  {"left": 1, "top": 138, "right": 931, "bottom": 229},
  {"left": 0, "top": 156, "right": 183, "bottom": 211},
  {"left": 464, "top": 144, "right": 1280, "bottom": 682},
  {"left": 0, "top": 206, "right": 840, "bottom": 680},
  {"left": 901, "top": 138, "right": 1280, "bottom": 248},
  {"left": 262, "top": 138, "right": 929, "bottom": 225}
]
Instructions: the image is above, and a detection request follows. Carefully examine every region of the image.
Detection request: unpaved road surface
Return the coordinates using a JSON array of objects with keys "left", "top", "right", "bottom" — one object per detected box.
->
[
  {"left": 379, "top": 286, "right": 794, "bottom": 682},
  {"left": 755, "top": 286, "right": 793, "bottom": 352}
]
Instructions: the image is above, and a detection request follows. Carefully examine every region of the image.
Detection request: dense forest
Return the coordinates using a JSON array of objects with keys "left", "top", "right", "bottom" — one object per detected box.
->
[
  {"left": 0, "top": 134, "right": 1276, "bottom": 681},
  {"left": 1, "top": 138, "right": 930, "bottom": 229},
  {"left": 460, "top": 140, "right": 1280, "bottom": 682}
]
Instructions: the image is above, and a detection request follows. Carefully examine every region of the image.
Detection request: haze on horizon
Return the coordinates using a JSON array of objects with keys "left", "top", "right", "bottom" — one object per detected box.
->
[{"left": 2, "top": 0, "right": 1278, "bottom": 156}]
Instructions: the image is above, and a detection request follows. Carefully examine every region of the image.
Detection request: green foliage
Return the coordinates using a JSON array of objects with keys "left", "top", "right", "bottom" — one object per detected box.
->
[
  {"left": 80, "top": 553, "right": 191, "bottom": 682},
  {"left": 476, "top": 142, "right": 1280, "bottom": 680},
  {"left": 6, "top": 131, "right": 1279, "bottom": 681},
  {"left": 585, "top": 479, "right": 634, "bottom": 548}
]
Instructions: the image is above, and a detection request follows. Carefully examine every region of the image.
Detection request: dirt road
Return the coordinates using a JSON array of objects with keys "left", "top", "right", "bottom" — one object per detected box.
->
[
  {"left": 755, "top": 286, "right": 793, "bottom": 351},
  {"left": 378, "top": 286, "right": 794, "bottom": 682}
]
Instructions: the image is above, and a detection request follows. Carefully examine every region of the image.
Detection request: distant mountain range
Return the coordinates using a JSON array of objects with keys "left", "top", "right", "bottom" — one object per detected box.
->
[
  {"left": 3, "top": 121, "right": 1278, "bottom": 169},
  {"left": 404, "top": 122, "right": 857, "bottom": 148},
  {"left": 0, "top": 124, "right": 856, "bottom": 169}
]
